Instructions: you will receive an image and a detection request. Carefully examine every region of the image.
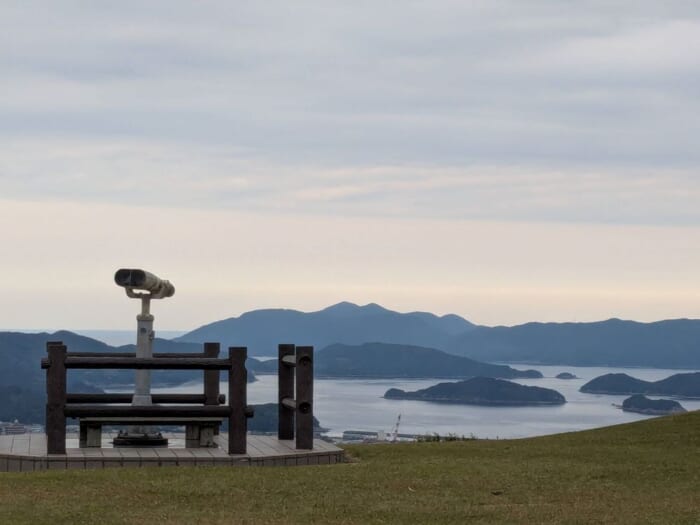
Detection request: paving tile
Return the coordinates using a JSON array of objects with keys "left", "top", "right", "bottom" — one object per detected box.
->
[{"left": 189, "top": 449, "right": 215, "bottom": 457}]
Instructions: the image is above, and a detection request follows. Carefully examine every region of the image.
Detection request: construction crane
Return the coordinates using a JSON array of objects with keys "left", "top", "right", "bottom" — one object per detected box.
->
[{"left": 390, "top": 414, "right": 401, "bottom": 443}]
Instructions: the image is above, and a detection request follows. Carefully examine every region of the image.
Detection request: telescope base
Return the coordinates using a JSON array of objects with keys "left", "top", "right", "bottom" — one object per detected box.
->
[{"left": 113, "top": 430, "right": 168, "bottom": 448}]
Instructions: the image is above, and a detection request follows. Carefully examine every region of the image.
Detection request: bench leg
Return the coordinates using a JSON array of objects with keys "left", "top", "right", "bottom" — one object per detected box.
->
[
  {"left": 185, "top": 424, "right": 217, "bottom": 448},
  {"left": 86, "top": 424, "right": 102, "bottom": 447},
  {"left": 199, "top": 425, "right": 216, "bottom": 448},
  {"left": 186, "top": 424, "right": 199, "bottom": 448}
]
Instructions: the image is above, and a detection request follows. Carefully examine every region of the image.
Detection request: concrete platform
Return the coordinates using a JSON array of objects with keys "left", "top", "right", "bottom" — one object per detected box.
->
[{"left": 0, "top": 433, "right": 344, "bottom": 472}]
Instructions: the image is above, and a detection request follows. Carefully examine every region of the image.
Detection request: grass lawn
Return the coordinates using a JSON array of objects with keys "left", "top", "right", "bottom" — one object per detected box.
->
[{"left": 1, "top": 412, "right": 699, "bottom": 524}]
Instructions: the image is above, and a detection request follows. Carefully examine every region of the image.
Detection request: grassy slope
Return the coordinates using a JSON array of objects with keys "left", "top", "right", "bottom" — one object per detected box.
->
[{"left": 1, "top": 412, "right": 699, "bottom": 524}]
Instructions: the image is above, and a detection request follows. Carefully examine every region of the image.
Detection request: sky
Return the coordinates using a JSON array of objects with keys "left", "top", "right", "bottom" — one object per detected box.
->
[{"left": 1, "top": 1, "right": 699, "bottom": 330}]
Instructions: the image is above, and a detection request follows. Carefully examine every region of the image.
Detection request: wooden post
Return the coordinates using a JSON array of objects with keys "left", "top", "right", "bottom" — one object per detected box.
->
[
  {"left": 295, "top": 346, "right": 314, "bottom": 450},
  {"left": 204, "top": 342, "right": 221, "bottom": 435},
  {"left": 228, "top": 347, "right": 247, "bottom": 455},
  {"left": 46, "top": 342, "right": 67, "bottom": 454},
  {"left": 278, "top": 344, "right": 295, "bottom": 440},
  {"left": 203, "top": 342, "right": 220, "bottom": 405}
]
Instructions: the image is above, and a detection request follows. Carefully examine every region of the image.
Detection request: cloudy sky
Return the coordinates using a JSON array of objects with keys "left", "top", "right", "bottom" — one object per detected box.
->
[{"left": 1, "top": 1, "right": 699, "bottom": 330}]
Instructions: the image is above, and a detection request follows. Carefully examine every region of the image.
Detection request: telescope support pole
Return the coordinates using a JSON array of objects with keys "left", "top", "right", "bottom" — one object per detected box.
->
[
  {"left": 114, "top": 296, "right": 167, "bottom": 445},
  {"left": 132, "top": 297, "right": 153, "bottom": 407}
]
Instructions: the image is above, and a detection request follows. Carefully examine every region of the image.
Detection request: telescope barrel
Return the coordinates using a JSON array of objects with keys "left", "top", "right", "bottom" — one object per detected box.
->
[{"left": 114, "top": 269, "right": 175, "bottom": 297}]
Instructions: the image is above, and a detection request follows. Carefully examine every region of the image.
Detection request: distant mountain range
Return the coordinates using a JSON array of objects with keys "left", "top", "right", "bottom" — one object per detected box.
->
[
  {"left": 177, "top": 302, "right": 475, "bottom": 356},
  {"left": 177, "top": 303, "right": 700, "bottom": 368},
  {"left": 447, "top": 318, "right": 700, "bottom": 368}
]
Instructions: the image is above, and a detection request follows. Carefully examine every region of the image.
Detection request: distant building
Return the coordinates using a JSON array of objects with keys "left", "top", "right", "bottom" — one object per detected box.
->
[
  {"left": 0, "top": 420, "right": 43, "bottom": 435},
  {"left": 0, "top": 420, "right": 26, "bottom": 435}
]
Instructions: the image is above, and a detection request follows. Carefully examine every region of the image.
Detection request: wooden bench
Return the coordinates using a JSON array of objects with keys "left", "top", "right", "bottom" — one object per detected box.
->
[
  {"left": 43, "top": 342, "right": 250, "bottom": 455},
  {"left": 79, "top": 416, "right": 225, "bottom": 448}
]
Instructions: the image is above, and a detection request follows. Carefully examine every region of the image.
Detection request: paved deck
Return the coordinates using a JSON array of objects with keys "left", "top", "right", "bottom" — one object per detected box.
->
[{"left": 0, "top": 433, "right": 344, "bottom": 472}]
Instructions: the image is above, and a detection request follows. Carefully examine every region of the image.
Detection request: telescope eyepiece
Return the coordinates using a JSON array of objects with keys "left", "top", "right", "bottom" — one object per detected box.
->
[{"left": 115, "top": 269, "right": 148, "bottom": 288}]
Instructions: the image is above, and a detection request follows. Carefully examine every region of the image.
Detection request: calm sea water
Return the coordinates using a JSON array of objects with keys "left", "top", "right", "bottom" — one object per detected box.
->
[{"left": 145, "top": 365, "right": 700, "bottom": 439}]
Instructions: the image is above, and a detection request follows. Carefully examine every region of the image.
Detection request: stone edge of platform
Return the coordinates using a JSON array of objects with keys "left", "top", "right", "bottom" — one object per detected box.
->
[{"left": 0, "top": 450, "right": 345, "bottom": 472}]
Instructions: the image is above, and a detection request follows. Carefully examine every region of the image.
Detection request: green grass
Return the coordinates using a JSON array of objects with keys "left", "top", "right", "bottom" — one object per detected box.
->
[{"left": 2, "top": 412, "right": 700, "bottom": 524}]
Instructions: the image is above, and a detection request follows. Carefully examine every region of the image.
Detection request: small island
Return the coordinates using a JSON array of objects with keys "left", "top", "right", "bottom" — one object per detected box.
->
[
  {"left": 580, "top": 372, "right": 700, "bottom": 398},
  {"left": 556, "top": 372, "right": 577, "bottom": 380},
  {"left": 621, "top": 394, "right": 686, "bottom": 416},
  {"left": 384, "top": 377, "right": 566, "bottom": 406}
]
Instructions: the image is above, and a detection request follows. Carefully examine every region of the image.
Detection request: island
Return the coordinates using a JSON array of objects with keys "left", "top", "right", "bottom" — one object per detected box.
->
[
  {"left": 384, "top": 377, "right": 566, "bottom": 406},
  {"left": 621, "top": 395, "right": 686, "bottom": 416},
  {"left": 556, "top": 372, "right": 577, "bottom": 380},
  {"left": 580, "top": 372, "right": 700, "bottom": 398}
]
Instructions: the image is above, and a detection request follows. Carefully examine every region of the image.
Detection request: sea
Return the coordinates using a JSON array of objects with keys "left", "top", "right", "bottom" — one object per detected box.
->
[{"left": 141, "top": 365, "right": 700, "bottom": 440}]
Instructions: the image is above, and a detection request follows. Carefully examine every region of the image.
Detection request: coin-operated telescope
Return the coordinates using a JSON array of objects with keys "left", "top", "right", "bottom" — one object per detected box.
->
[{"left": 113, "top": 268, "right": 175, "bottom": 447}]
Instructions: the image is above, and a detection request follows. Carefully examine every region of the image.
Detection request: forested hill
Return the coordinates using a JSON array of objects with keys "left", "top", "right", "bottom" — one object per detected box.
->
[{"left": 249, "top": 342, "right": 542, "bottom": 379}]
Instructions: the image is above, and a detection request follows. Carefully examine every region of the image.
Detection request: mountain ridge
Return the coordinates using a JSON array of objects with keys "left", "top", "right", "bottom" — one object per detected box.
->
[{"left": 177, "top": 301, "right": 475, "bottom": 356}]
